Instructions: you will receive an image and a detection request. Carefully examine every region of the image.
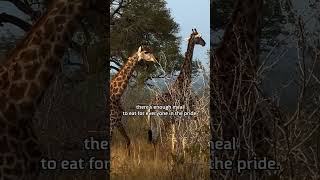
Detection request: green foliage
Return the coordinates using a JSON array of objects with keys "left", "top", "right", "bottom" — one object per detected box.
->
[
  {"left": 111, "top": 0, "right": 184, "bottom": 79},
  {"left": 212, "top": 0, "right": 293, "bottom": 51}
]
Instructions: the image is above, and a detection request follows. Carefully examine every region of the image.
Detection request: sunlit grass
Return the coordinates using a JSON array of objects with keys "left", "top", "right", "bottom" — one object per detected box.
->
[{"left": 110, "top": 117, "right": 210, "bottom": 180}]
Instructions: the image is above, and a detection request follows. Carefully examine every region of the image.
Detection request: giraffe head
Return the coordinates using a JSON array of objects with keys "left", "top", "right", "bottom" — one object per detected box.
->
[
  {"left": 185, "top": 28, "right": 206, "bottom": 46},
  {"left": 137, "top": 46, "right": 157, "bottom": 63}
]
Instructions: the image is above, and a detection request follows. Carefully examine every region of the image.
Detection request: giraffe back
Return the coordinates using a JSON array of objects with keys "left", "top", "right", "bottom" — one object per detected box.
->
[{"left": 0, "top": 0, "right": 91, "bottom": 179}]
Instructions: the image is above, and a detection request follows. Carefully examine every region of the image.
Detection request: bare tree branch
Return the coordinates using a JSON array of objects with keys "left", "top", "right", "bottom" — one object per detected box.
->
[
  {"left": 0, "top": 12, "right": 83, "bottom": 55},
  {"left": 0, "top": 12, "right": 31, "bottom": 31},
  {"left": 110, "top": 65, "right": 120, "bottom": 72},
  {"left": 110, "top": 0, "right": 132, "bottom": 24},
  {"left": 110, "top": 57, "right": 123, "bottom": 67},
  {"left": 0, "top": 0, "right": 40, "bottom": 20},
  {"left": 0, "top": 0, "right": 33, "bottom": 15},
  {"left": 110, "top": 0, "right": 124, "bottom": 19}
]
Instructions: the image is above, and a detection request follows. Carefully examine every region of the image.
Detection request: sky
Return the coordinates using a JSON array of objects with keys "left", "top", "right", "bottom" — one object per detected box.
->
[{"left": 165, "top": 0, "right": 210, "bottom": 68}]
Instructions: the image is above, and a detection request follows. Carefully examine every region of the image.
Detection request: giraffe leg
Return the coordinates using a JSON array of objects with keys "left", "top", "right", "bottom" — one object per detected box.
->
[
  {"left": 109, "top": 127, "right": 113, "bottom": 145},
  {"left": 116, "top": 122, "right": 131, "bottom": 156},
  {"left": 110, "top": 113, "right": 117, "bottom": 145},
  {"left": 171, "top": 123, "right": 176, "bottom": 154}
]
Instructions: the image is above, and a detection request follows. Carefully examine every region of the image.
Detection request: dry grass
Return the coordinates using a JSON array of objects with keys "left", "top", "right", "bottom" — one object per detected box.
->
[
  {"left": 110, "top": 117, "right": 210, "bottom": 180},
  {"left": 110, "top": 55, "right": 210, "bottom": 179}
]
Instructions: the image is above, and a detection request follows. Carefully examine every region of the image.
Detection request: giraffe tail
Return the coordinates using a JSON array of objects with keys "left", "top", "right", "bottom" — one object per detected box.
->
[{"left": 147, "top": 107, "right": 153, "bottom": 143}]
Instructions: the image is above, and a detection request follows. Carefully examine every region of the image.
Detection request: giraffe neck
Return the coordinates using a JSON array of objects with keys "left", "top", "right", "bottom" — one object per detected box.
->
[
  {"left": 173, "top": 40, "right": 195, "bottom": 90},
  {"left": 0, "top": 0, "right": 88, "bottom": 120},
  {"left": 211, "top": 0, "right": 264, "bottom": 143},
  {"left": 216, "top": 0, "right": 263, "bottom": 70},
  {"left": 213, "top": 0, "right": 263, "bottom": 100},
  {"left": 110, "top": 54, "right": 140, "bottom": 97}
]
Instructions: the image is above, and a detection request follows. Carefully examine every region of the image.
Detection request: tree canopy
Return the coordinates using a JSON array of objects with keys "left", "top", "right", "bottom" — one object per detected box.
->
[
  {"left": 110, "top": 0, "right": 184, "bottom": 79},
  {"left": 212, "top": 0, "right": 293, "bottom": 51}
]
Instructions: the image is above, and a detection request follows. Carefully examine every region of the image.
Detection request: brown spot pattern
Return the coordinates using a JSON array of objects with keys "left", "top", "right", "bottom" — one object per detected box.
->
[
  {"left": 19, "top": 50, "right": 37, "bottom": 63},
  {"left": 38, "top": 70, "right": 51, "bottom": 88},
  {"left": 26, "top": 83, "right": 40, "bottom": 99},
  {"left": 3, "top": 104, "right": 17, "bottom": 122},
  {"left": 39, "top": 43, "right": 51, "bottom": 58},
  {"left": 25, "top": 63, "right": 41, "bottom": 80},
  {"left": 9, "top": 82, "right": 27, "bottom": 101},
  {"left": 44, "top": 20, "right": 55, "bottom": 39},
  {"left": 11, "top": 64, "right": 22, "bottom": 81},
  {"left": 0, "top": 71, "right": 9, "bottom": 90}
]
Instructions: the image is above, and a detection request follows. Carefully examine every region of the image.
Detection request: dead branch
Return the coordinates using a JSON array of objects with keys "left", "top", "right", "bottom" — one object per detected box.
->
[
  {"left": 0, "top": 0, "right": 34, "bottom": 15},
  {"left": 0, "top": 12, "right": 31, "bottom": 31},
  {"left": 110, "top": 65, "right": 120, "bottom": 72},
  {"left": 0, "top": 0, "right": 40, "bottom": 20}
]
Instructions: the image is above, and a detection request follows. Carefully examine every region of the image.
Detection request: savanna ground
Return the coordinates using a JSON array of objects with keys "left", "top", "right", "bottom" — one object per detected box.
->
[{"left": 110, "top": 78, "right": 210, "bottom": 180}]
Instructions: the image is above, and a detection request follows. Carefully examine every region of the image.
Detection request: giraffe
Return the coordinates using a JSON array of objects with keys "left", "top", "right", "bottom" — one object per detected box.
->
[
  {"left": 211, "top": 0, "right": 271, "bottom": 178},
  {"left": 173, "top": 29, "right": 206, "bottom": 91},
  {"left": 0, "top": 0, "right": 94, "bottom": 179},
  {"left": 147, "top": 29, "right": 206, "bottom": 153},
  {"left": 110, "top": 46, "right": 157, "bottom": 155}
]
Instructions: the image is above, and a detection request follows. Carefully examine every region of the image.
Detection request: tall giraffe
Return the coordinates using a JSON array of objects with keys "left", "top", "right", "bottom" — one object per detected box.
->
[
  {"left": 148, "top": 29, "right": 206, "bottom": 151},
  {"left": 0, "top": 0, "right": 93, "bottom": 179},
  {"left": 110, "top": 46, "right": 157, "bottom": 154},
  {"left": 173, "top": 29, "right": 206, "bottom": 91},
  {"left": 211, "top": 0, "right": 270, "bottom": 178}
]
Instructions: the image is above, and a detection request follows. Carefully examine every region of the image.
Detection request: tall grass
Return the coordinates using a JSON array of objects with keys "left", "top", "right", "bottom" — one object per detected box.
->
[{"left": 110, "top": 67, "right": 210, "bottom": 179}]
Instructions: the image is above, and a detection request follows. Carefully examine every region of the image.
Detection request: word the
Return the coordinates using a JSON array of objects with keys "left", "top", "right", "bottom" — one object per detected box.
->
[{"left": 84, "top": 137, "right": 108, "bottom": 150}]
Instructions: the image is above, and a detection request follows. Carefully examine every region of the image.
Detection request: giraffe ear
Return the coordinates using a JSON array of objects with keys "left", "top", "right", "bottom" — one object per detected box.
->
[
  {"left": 184, "top": 37, "right": 190, "bottom": 42},
  {"left": 138, "top": 46, "right": 142, "bottom": 52}
]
